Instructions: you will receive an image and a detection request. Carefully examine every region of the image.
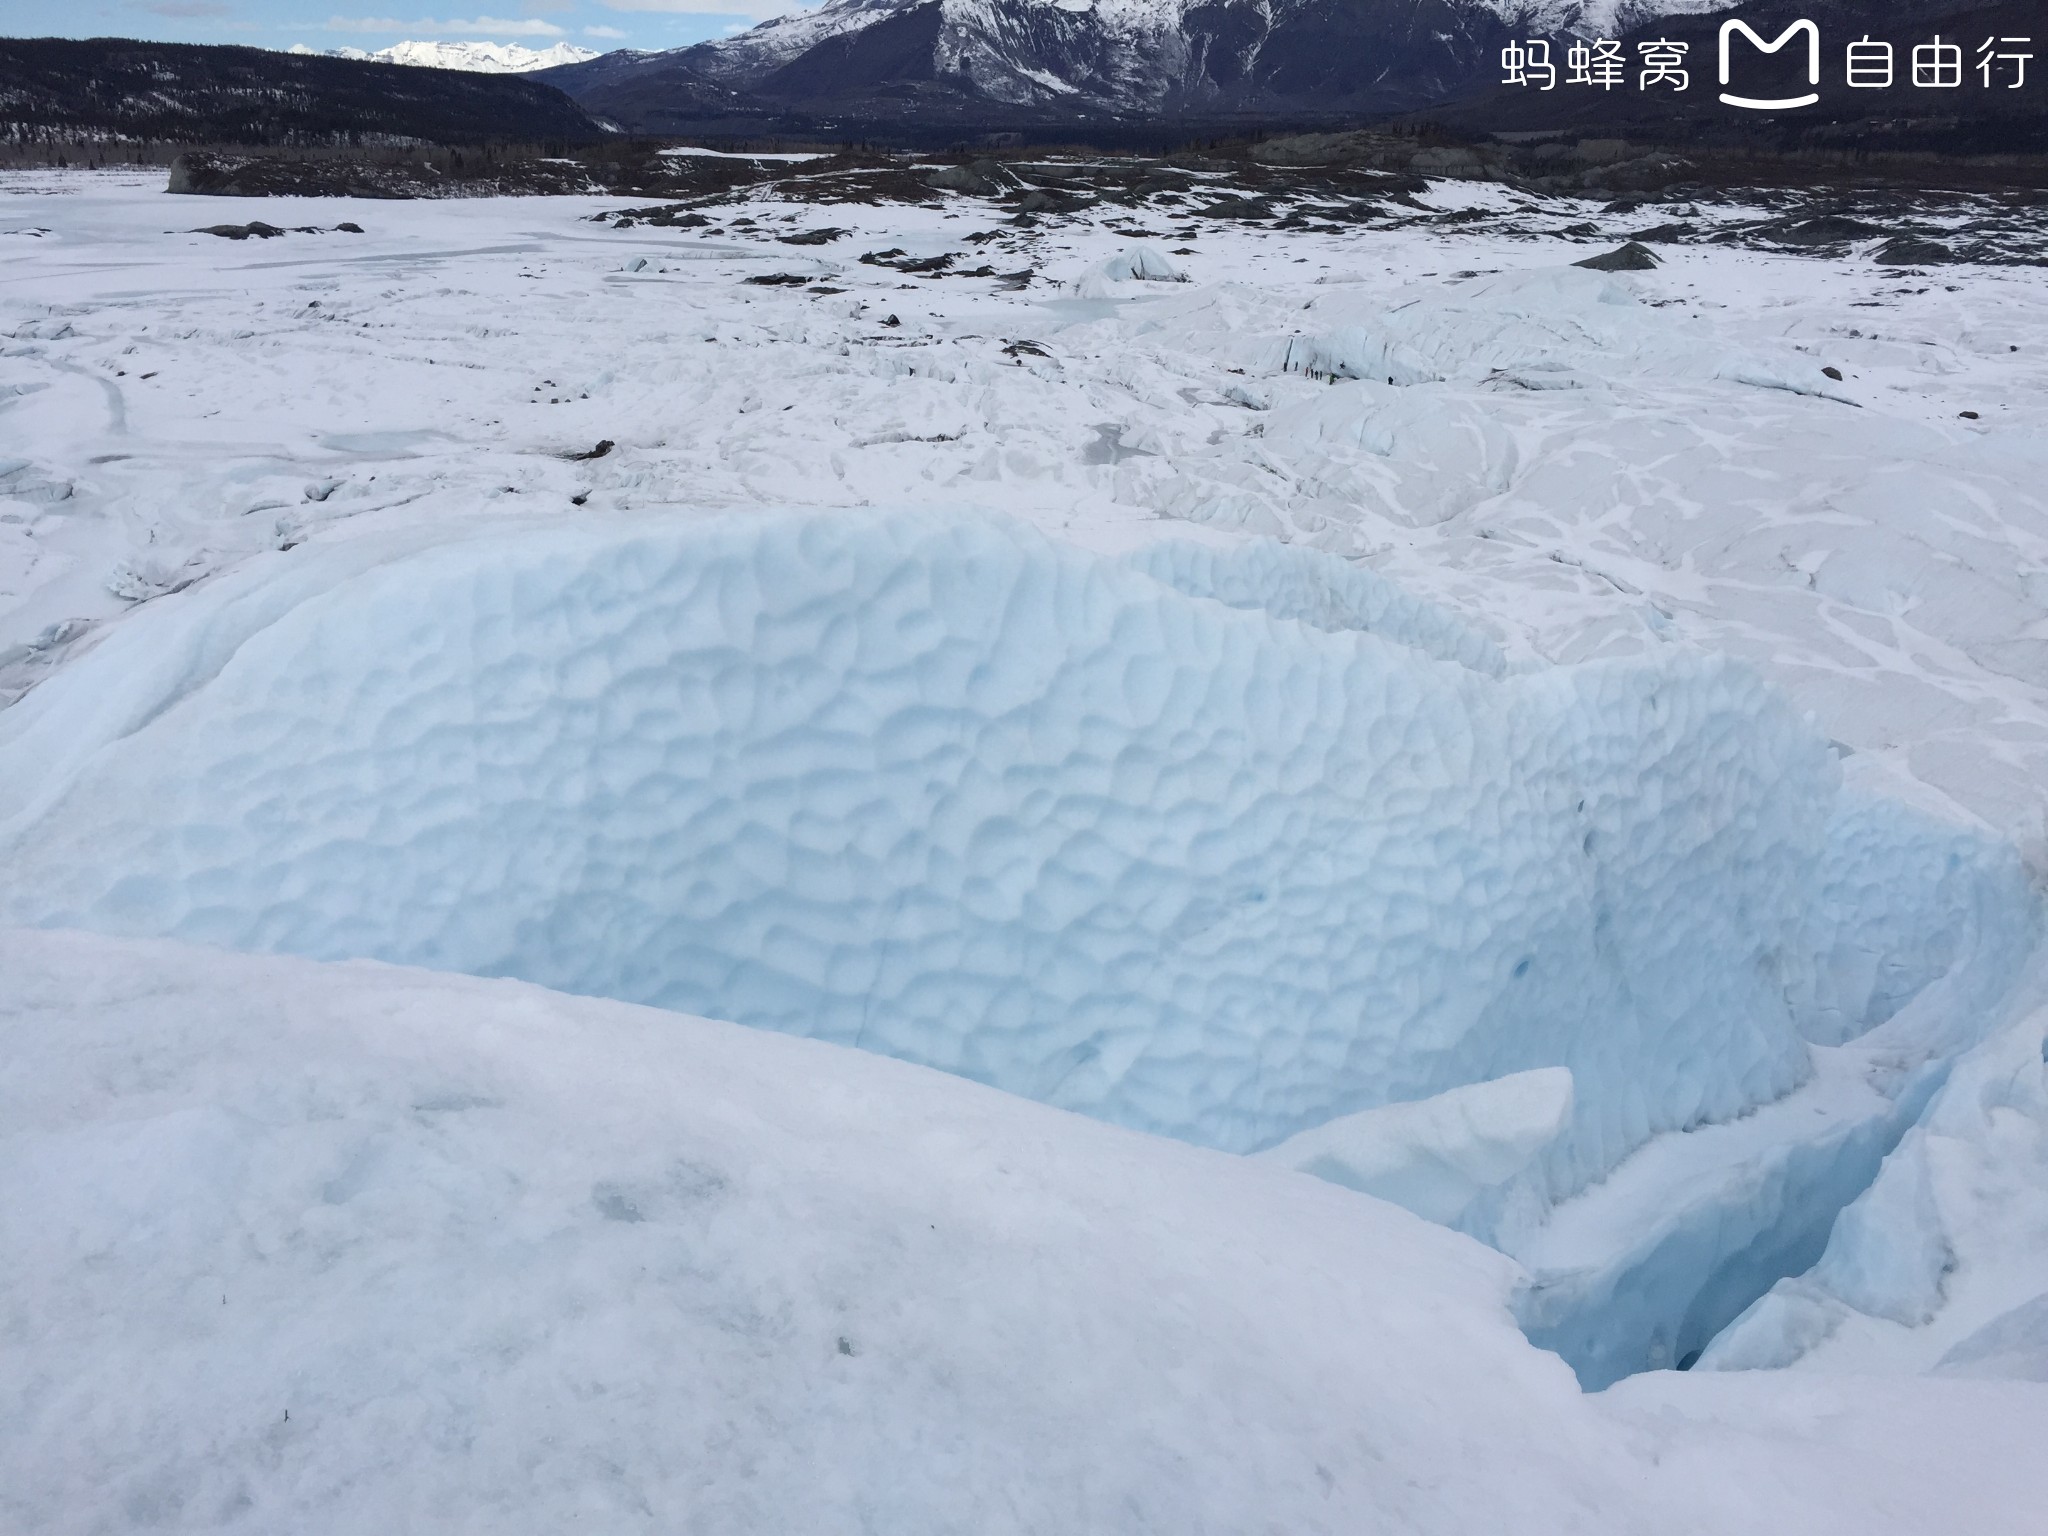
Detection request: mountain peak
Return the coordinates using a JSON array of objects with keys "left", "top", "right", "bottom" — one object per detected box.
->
[{"left": 294, "top": 40, "right": 603, "bottom": 74}]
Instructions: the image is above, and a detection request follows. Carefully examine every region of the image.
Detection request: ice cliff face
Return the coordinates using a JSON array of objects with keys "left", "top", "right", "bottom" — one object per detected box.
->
[{"left": 0, "top": 510, "right": 2026, "bottom": 1205}]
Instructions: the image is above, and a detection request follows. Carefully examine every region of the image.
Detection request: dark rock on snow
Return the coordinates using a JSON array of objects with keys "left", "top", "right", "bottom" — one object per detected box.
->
[{"left": 1575, "top": 242, "right": 1660, "bottom": 272}]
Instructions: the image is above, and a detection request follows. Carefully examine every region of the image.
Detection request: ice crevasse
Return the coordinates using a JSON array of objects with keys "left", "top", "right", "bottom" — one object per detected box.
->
[{"left": 0, "top": 508, "right": 2033, "bottom": 1240}]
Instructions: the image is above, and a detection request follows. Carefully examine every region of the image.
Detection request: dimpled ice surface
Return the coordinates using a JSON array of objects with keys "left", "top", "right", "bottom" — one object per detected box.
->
[{"left": 0, "top": 508, "right": 2022, "bottom": 1202}]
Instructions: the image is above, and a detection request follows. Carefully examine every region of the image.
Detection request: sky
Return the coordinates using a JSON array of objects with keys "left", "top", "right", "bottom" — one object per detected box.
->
[{"left": 0, "top": 0, "right": 815, "bottom": 54}]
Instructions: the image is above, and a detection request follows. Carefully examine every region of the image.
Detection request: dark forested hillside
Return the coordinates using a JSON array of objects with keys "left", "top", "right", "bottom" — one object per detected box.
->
[{"left": 0, "top": 35, "right": 605, "bottom": 147}]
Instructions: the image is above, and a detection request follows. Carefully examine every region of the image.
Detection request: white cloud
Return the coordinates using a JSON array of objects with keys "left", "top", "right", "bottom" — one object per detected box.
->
[
  {"left": 582, "top": 24, "right": 628, "bottom": 36},
  {"left": 600, "top": 0, "right": 808, "bottom": 17},
  {"left": 323, "top": 14, "right": 569, "bottom": 34}
]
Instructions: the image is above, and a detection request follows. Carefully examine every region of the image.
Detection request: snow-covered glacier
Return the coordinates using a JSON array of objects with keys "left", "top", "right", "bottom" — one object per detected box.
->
[
  {"left": 7, "top": 160, "right": 2048, "bottom": 1531},
  {"left": 0, "top": 507, "right": 2030, "bottom": 1241}
]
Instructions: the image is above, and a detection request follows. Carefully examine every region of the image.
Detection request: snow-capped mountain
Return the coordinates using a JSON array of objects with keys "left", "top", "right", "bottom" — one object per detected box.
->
[
  {"left": 536, "top": 0, "right": 2033, "bottom": 140},
  {"left": 536, "top": 0, "right": 1514, "bottom": 131},
  {"left": 306, "top": 40, "right": 602, "bottom": 74}
]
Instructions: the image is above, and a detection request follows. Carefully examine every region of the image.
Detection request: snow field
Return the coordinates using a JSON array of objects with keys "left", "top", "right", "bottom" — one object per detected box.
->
[
  {"left": 5, "top": 926, "right": 2048, "bottom": 1535},
  {"left": 0, "top": 928, "right": 1601, "bottom": 1535},
  {"left": 5, "top": 176, "right": 2047, "bottom": 840}
]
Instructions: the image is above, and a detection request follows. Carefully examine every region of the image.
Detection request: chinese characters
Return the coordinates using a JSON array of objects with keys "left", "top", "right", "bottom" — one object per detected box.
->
[
  {"left": 1499, "top": 37, "right": 1687, "bottom": 91},
  {"left": 1499, "top": 23, "right": 2035, "bottom": 106}
]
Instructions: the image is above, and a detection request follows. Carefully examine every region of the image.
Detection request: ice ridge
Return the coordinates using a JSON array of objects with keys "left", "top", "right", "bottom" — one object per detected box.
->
[{"left": 1117, "top": 537, "right": 1506, "bottom": 675}]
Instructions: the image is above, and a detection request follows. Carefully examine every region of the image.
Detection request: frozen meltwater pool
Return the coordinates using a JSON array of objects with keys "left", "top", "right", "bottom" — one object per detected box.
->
[{"left": 0, "top": 507, "right": 2035, "bottom": 1382}]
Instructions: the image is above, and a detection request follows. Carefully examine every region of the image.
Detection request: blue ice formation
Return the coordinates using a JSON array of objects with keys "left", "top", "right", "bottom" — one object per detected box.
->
[
  {"left": 1518, "top": 1059, "right": 1952, "bottom": 1389},
  {"left": 1117, "top": 537, "right": 1506, "bottom": 675},
  {"left": 0, "top": 510, "right": 2031, "bottom": 1206},
  {"left": 1701, "top": 992, "right": 2048, "bottom": 1376},
  {"left": 1788, "top": 797, "right": 2037, "bottom": 1049},
  {"left": 1258, "top": 1067, "right": 1574, "bottom": 1235}
]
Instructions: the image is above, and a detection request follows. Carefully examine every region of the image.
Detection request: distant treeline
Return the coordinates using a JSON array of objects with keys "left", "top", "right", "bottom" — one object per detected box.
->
[{"left": 0, "top": 134, "right": 611, "bottom": 172}]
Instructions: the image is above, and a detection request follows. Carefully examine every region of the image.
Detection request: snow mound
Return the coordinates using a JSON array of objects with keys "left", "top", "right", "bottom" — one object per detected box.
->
[
  {"left": 1279, "top": 267, "right": 1860, "bottom": 403},
  {"left": 1938, "top": 1294, "right": 2048, "bottom": 1381},
  {"left": 9, "top": 927, "right": 2048, "bottom": 1533},
  {"left": 1073, "top": 243, "right": 1189, "bottom": 296},
  {"left": 0, "top": 928, "right": 1574, "bottom": 1535},
  {"left": 1259, "top": 1067, "right": 1572, "bottom": 1235},
  {"left": 0, "top": 511, "right": 2026, "bottom": 1203}
]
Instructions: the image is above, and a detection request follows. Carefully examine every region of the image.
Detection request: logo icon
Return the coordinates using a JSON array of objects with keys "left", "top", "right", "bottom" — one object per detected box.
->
[{"left": 1719, "top": 18, "right": 1821, "bottom": 109}]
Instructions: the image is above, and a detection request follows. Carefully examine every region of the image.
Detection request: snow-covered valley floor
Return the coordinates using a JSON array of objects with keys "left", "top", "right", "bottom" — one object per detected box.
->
[{"left": 3, "top": 166, "right": 2047, "bottom": 1530}]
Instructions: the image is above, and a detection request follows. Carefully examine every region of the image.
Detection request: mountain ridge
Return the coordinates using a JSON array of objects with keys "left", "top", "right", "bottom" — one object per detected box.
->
[
  {"left": 532, "top": 0, "right": 2048, "bottom": 150},
  {"left": 534, "top": 0, "right": 1515, "bottom": 138},
  {"left": 304, "top": 41, "right": 603, "bottom": 75},
  {"left": 0, "top": 35, "right": 607, "bottom": 147}
]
